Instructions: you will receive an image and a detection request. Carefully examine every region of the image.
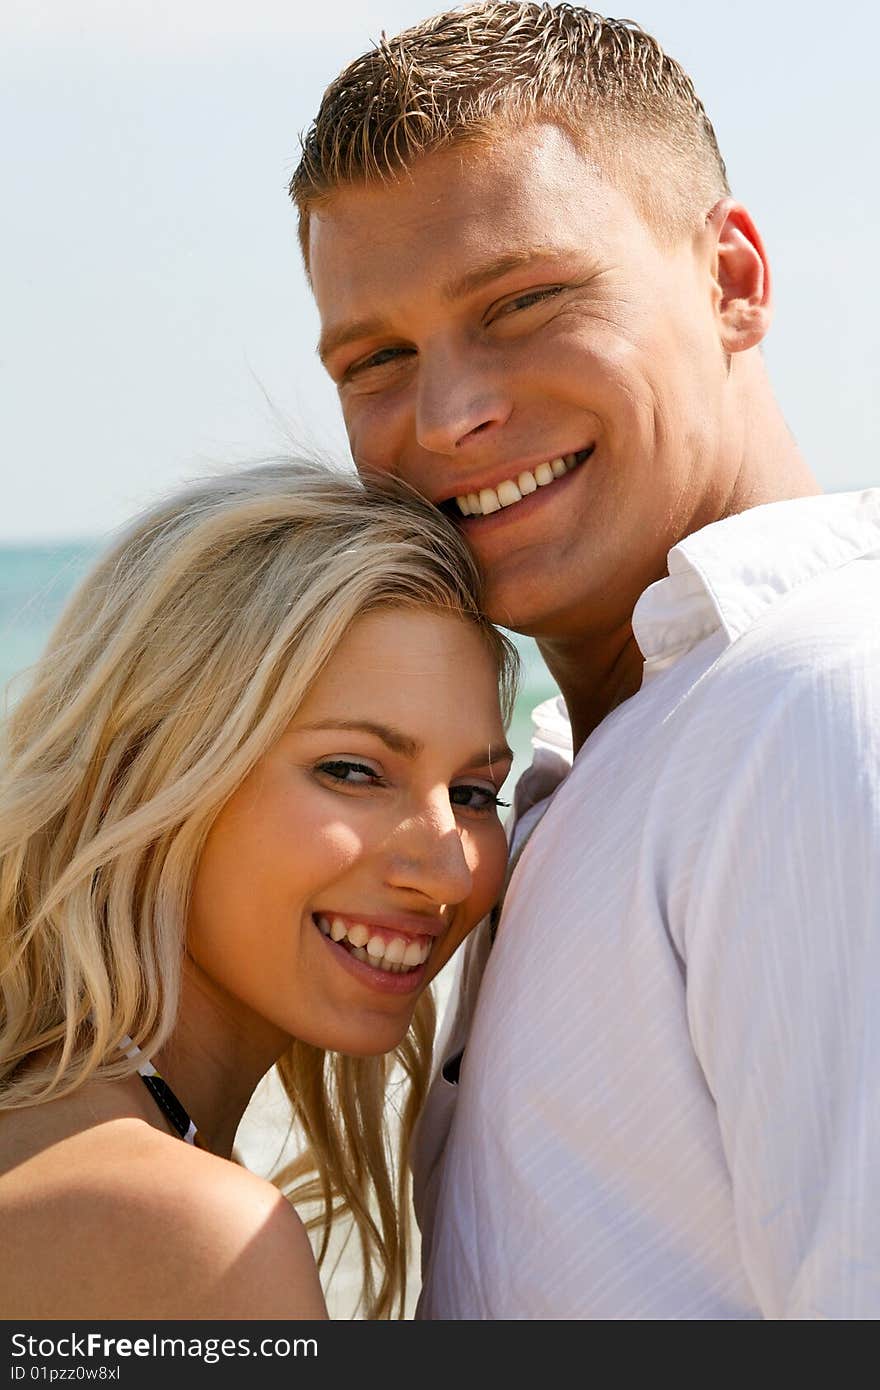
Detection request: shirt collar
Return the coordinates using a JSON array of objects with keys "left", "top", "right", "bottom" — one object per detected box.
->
[{"left": 633, "top": 489, "right": 880, "bottom": 673}]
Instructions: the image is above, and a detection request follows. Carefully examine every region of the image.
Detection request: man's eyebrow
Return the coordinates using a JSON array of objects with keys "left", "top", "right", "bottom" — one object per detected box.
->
[
  {"left": 294, "top": 718, "right": 514, "bottom": 771},
  {"left": 317, "top": 247, "right": 563, "bottom": 364},
  {"left": 442, "top": 246, "right": 563, "bottom": 302},
  {"left": 317, "top": 317, "right": 392, "bottom": 366}
]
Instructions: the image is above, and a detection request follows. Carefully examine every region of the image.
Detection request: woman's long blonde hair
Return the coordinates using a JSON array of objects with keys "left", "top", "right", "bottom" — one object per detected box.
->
[{"left": 0, "top": 458, "right": 517, "bottom": 1317}]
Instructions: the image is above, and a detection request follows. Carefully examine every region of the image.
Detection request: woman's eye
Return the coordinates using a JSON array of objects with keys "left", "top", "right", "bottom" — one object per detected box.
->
[
  {"left": 449, "top": 784, "right": 510, "bottom": 813},
  {"left": 315, "top": 759, "right": 384, "bottom": 787}
]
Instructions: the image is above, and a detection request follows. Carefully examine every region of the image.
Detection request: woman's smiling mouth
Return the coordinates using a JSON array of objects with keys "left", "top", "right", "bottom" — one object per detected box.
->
[
  {"left": 447, "top": 445, "right": 595, "bottom": 519},
  {"left": 314, "top": 912, "right": 434, "bottom": 983}
]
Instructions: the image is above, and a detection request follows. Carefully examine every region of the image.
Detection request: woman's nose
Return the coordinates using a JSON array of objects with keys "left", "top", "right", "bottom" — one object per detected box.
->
[{"left": 384, "top": 796, "right": 474, "bottom": 906}]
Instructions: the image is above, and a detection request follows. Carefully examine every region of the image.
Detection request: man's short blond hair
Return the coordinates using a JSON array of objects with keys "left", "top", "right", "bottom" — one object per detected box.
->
[{"left": 290, "top": 1, "right": 730, "bottom": 261}]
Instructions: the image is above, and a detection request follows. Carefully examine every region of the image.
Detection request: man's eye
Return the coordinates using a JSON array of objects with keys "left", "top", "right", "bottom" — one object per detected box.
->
[
  {"left": 315, "top": 759, "right": 383, "bottom": 786},
  {"left": 348, "top": 346, "right": 411, "bottom": 376},
  {"left": 449, "top": 784, "right": 510, "bottom": 813},
  {"left": 494, "top": 286, "right": 563, "bottom": 319}
]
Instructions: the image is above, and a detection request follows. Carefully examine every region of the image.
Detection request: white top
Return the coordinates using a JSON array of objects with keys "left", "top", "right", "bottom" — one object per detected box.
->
[{"left": 413, "top": 489, "right": 880, "bottom": 1321}]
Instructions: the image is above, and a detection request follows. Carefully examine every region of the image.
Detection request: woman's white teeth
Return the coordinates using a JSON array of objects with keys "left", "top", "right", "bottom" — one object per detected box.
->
[
  {"left": 316, "top": 915, "right": 431, "bottom": 972},
  {"left": 456, "top": 453, "right": 583, "bottom": 516}
]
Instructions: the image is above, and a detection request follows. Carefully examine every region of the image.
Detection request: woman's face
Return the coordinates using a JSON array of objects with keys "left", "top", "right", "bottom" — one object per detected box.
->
[{"left": 187, "top": 607, "right": 512, "bottom": 1056}]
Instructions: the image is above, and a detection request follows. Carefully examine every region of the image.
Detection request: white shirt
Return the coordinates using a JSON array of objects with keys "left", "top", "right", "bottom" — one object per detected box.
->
[{"left": 414, "top": 489, "right": 880, "bottom": 1321}]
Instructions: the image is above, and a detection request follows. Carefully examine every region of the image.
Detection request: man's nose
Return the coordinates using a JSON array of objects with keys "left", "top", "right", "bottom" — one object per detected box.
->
[
  {"left": 415, "top": 345, "right": 512, "bottom": 457},
  {"left": 384, "top": 796, "right": 474, "bottom": 906}
]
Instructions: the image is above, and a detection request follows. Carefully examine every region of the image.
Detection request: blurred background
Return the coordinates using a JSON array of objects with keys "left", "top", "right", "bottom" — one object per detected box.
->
[{"left": 2, "top": 0, "right": 878, "bottom": 1313}]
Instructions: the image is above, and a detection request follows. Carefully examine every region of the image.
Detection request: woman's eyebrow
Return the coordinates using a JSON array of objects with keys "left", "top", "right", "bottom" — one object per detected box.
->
[
  {"left": 295, "top": 719, "right": 421, "bottom": 757},
  {"left": 482, "top": 743, "right": 514, "bottom": 770},
  {"left": 294, "top": 719, "right": 513, "bottom": 769}
]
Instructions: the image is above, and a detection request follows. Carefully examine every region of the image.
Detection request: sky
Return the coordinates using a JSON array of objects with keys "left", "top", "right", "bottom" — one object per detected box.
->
[{"left": 3, "top": 0, "right": 878, "bottom": 541}]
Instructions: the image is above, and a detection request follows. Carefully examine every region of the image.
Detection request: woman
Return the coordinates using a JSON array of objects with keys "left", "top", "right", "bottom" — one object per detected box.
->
[{"left": 0, "top": 459, "right": 517, "bottom": 1319}]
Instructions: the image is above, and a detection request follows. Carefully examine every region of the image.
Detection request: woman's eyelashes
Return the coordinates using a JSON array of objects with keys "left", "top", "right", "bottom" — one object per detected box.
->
[
  {"left": 313, "top": 760, "right": 509, "bottom": 813},
  {"left": 449, "top": 783, "right": 510, "bottom": 814},
  {"left": 314, "top": 758, "right": 386, "bottom": 788}
]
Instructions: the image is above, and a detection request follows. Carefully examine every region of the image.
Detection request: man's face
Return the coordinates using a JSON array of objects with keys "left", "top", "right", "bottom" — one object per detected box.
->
[{"left": 309, "top": 123, "right": 736, "bottom": 640}]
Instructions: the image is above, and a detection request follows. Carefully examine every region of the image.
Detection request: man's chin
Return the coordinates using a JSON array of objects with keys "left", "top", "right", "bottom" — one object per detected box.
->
[{"left": 482, "top": 582, "right": 575, "bottom": 641}]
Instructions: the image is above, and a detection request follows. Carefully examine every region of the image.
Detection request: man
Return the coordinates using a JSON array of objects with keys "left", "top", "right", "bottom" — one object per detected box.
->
[{"left": 291, "top": 4, "right": 880, "bottom": 1318}]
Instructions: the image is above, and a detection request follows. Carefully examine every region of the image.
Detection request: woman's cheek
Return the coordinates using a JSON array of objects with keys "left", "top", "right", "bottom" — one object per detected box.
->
[
  {"left": 470, "top": 821, "right": 509, "bottom": 921},
  {"left": 310, "top": 816, "right": 369, "bottom": 868}
]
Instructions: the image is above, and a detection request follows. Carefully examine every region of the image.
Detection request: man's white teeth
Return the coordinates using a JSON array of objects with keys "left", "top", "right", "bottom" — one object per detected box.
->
[
  {"left": 496, "top": 479, "right": 521, "bottom": 507},
  {"left": 534, "top": 461, "right": 555, "bottom": 485},
  {"left": 456, "top": 452, "right": 583, "bottom": 516},
  {"left": 316, "top": 915, "right": 432, "bottom": 972}
]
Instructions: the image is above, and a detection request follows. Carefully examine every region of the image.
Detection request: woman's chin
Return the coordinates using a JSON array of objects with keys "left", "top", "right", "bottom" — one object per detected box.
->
[{"left": 321, "top": 1016, "right": 415, "bottom": 1059}]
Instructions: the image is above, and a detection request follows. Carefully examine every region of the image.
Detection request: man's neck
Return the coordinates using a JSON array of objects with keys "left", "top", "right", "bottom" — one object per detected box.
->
[
  {"left": 538, "top": 392, "right": 821, "bottom": 751},
  {"left": 538, "top": 625, "right": 644, "bottom": 754}
]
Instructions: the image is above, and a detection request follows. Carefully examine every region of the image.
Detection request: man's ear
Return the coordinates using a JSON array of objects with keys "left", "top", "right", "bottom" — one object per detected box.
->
[{"left": 704, "top": 199, "right": 773, "bottom": 353}]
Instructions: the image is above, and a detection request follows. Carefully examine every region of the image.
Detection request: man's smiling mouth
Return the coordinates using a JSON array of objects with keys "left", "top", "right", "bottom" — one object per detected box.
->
[{"left": 443, "top": 445, "right": 595, "bottom": 519}]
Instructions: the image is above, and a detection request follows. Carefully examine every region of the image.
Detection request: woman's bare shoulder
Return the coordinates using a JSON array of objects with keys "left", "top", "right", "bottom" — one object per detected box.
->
[{"left": 1, "top": 1118, "right": 327, "bottom": 1320}]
